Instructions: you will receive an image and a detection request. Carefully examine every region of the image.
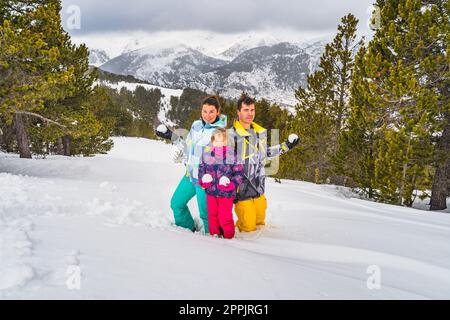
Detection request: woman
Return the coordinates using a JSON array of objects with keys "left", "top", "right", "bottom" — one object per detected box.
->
[{"left": 156, "top": 96, "right": 227, "bottom": 233}]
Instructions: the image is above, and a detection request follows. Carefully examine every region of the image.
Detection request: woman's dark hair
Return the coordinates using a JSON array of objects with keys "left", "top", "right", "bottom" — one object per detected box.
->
[
  {"left": 202, "top": 96, "right": 221, "bottom": 112},
  {"left": 237, "top": 96, "right": 255, "bottom": 111}
]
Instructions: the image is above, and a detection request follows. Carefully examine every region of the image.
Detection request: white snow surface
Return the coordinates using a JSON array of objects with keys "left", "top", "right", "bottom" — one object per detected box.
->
[{"left": 1, "top": 137, "right": 450, "bottom": 299}]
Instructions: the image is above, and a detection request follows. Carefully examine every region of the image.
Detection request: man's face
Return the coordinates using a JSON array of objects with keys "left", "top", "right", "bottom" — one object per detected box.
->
[{"left": 237, "top": 103, "right": 255, "bottom": 125}]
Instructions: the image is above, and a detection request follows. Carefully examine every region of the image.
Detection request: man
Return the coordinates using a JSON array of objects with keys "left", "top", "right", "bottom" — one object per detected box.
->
[{"left": 230, "top": 96, "right": 299, "bottom": 232}]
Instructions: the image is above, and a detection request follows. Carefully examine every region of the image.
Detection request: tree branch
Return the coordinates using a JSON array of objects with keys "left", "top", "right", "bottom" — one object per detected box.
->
[{"left": 13, "top": 110, "right": 68, "bottom": 131}]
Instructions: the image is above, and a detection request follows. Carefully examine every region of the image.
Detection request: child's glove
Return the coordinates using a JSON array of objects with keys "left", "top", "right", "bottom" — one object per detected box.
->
[
  {"left": 218, "top": 176, "right": 235, "bottom": 191},
  {"left": 202, "top": 174, "right": 213, "bottom": 183},
  {"left": 200, "top": 174, "right": 213, "bottom": 189},
  {"left": 286, "top": 134, "right": 300, "bottom": 149},
  {"left": 219, "top": 176, "right": 230, "bottom": 186}
]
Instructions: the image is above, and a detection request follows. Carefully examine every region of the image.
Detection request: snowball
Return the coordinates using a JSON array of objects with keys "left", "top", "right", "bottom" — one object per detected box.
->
[
  {"left": 156, "top": 124, "right": 168, "bottom": 133},
  {"left": 288, "top": 134, "right": 299, "bottom": 143}
]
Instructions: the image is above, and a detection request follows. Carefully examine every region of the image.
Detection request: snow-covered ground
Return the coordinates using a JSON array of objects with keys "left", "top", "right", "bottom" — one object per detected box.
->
[{"left": 1, "top": 137, "right": 449, "bottom": 299}]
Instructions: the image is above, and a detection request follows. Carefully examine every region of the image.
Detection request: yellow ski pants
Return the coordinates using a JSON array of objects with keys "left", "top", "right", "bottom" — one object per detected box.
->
[{"left": 235, "top": 195, "right": 267, "bottom": 232}]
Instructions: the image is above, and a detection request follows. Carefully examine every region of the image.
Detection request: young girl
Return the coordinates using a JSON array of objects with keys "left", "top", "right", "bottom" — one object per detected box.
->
[{"left": 198, "top": 128, "right": 244, "bottom": 239}]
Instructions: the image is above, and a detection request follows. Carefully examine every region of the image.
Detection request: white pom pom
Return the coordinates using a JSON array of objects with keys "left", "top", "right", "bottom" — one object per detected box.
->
[
  {"left": 288, "top": 134, "right": 298, "bottom": 143},
  {"left": 157, "top": 124, "right": 168, "bottom": 133},
  {"left": 219, "top": 176, "right": 230, "bottom": 186},
  {"left": 202, "top": 174, "right": 213, "bottom": 183}
]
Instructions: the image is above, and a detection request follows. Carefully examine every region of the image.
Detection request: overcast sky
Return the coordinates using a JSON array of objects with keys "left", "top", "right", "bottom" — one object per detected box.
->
[{"left": 61, "top": 0, "right": 376, "bottom": 36}]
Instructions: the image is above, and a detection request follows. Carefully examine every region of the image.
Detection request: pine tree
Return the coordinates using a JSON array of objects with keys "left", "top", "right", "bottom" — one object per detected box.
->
[
  {"left": 0, "top": 0, "right": 74, "bottom": 158},
  {"left": 29, "top": 0, "right": 116, "bottom": 156},
  {"left": 339, "top": 0, "right": 448, "bottom": 208},
  {"left": 420, "top": 0, "right": 450, "bottom": 210},
  {"left": 168, "top": 88, "right": 209, "bottom": 129},
  {"left": 379, "top": 0, "right": 446, "bottom": 208},
  {"left": 289, "top": 14, "right": 363, "bottom": 183},
  {"left": 335, "top": 45, "right": 380, "bottom": 196},
  {"left": 0, "top": 0, "right": 45, "bottom": 24},
  {"left": 1, "top": 0, "right": 116, "bottom": 157}
]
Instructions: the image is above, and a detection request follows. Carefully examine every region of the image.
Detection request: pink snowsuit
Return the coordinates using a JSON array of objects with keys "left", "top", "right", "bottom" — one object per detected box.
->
[
  {"left": 206, "top": 196, "right": 235, "bottom": 239},
  {"left": 198, "top": 146, "right": 244, "bottom": 239}
]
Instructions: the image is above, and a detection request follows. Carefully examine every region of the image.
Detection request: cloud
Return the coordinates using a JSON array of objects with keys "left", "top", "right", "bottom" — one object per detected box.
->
[{"left": 61, "top": 0, "right": 375, "bottom": 35}]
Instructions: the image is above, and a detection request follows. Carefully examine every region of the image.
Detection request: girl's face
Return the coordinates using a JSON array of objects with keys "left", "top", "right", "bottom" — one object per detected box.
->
[
  {"left": 212, "top": 133, "right": 226, "bottom": 148},
  {"left": 202, "top": 104, "right": 219, "bottom": 124}
]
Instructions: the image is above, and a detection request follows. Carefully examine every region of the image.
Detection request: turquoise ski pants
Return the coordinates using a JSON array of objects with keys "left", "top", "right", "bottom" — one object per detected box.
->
[{"left": 170, "top": 174, "right": 208, "bottom": 233}]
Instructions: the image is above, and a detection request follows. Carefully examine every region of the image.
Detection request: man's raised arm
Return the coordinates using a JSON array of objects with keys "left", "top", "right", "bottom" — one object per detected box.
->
[{"left": 266, "top": 134, "right": 300, "bottom": 159}]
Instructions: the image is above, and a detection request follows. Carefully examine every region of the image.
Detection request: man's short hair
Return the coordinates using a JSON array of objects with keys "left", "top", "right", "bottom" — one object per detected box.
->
[{"left": 237, "top": 96, "right": 255, "bottom": 111}]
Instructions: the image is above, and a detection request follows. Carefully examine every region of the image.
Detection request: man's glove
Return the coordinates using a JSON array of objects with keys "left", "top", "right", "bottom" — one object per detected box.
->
[
  {"left": 286, "top": 134, "right": 300, "bottom": 149},
  {"left": 156, "top": 124, "right": 173, "bottom": 140}
]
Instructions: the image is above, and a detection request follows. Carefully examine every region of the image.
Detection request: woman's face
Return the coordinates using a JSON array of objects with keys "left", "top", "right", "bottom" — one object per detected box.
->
[{"left": 201, "top": 104, "right": 219, "bottom": 124}]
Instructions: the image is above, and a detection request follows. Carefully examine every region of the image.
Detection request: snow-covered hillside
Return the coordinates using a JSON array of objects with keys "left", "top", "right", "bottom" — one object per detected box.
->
[
  {"left": 88, "top": 49, "right": 110, "bottom": 68},
  {"left": 97, "top": 80, "right": 182, "bottom": 127},
  {"left": 1, "top": 137, "right": 450, "bottom": 299},
  {"left": 217, "top": 33, "right": 281, "bottom": 61},
  {"left": 99, "top": 41, "right": 227, "bottom": 89}
]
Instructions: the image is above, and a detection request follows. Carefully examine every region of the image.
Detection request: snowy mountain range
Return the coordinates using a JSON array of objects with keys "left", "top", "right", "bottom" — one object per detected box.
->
[
  {"left": 214, "top": 33, "right": 281, "bottom": 61},
  {"left": 89, "top": 49, "right": 110, "bottom": 67},
  {"left": 99, "top": 41, "right": 227, "bottom": 89},
  {"left": 191, "top": 42, "right": 314, "bottom": 105},
  {"left": 94, "top": 37, "right": 329, "bottom": 106}
]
